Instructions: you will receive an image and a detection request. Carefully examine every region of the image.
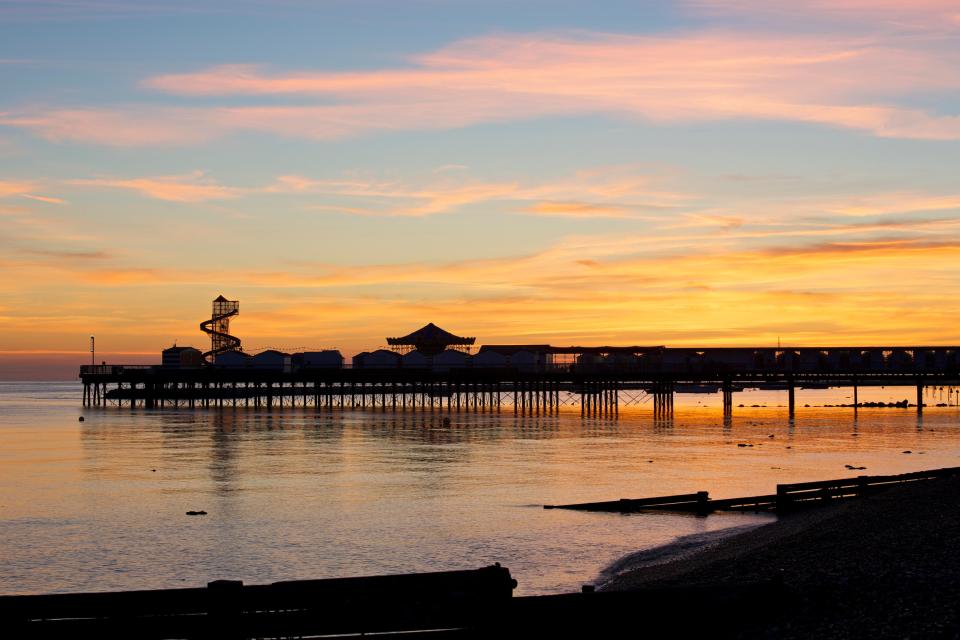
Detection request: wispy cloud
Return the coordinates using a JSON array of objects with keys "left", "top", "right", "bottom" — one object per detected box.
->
[
  {"left": 20, "top": 193, "right": 66, "bottom": 204},
  {"left": 0, "top": 180, "right": 62, "bottom": 204},
  {"left": 64, "top": 166, "right": 689, "bottom": 217},
  {"left": 522, "top": 201, "right": 640, "bottom": 219},
  {"left": 5, "top": 216, "right": 960, "bottom": 351},
  {"left": 283, "top": 165, "right": 690, "bottom": 219},
  {"left": 0, "top": 179, "right": 35, "bottom": 197},
  {"left": 69, "top": 171, "right": 243, "bottom": 202},
  {"left": 4, "top": 27, "right": 959, "bottom": 145}
]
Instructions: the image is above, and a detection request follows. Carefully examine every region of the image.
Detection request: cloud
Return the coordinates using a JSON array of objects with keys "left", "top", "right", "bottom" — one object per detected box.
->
[
  {"left": 20, "top": 193, "right": 66, "bottom": 204},
  {"left": 522, "top": 201, "right": 641, "bottom": 219},
  {"left": 5, "top": 28, "right": 960, "bottom": 145},
  {"left": 61, "top": 165, "right": 688, "bottom": 217},
  {"left": 817, "top": 192, "right": 960, "bottom": 217},
  {"left": 0, "top": 108, "right": 224, "bottom": 146},
  {"left": 0, "top": 180, "right": 35, "bottom": 197},
  {"left": 5, "top": 219, "right": 960, "bottom": 353},
  {"left": 25, "top": 248, "right": 111, "bottom": 260},
  {"left": 275, "top": 166, "right": 688, "bottom": 218},
  {"left": 69, "top": 171, "right": 242, "bottom": 202}
]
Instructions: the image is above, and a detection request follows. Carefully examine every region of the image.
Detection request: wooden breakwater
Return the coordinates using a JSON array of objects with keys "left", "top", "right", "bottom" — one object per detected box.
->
[
  {"left": 0, "top": 566, "right": 784, "bottom": 639},
  {"left": 0, "top": 565, "right": 517, "bottom": 639},
  {"left": 543, "top": 466, "right": 960, "bottom": 514}
]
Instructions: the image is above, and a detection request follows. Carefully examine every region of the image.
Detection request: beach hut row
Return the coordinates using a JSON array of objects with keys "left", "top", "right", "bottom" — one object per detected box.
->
[
  {"left": 213, "top": 349, "right": 344, "bottom": 372},
  {"left": 351, "top": 349, "right": 543, "bottom": 372},
  {"left": 207, "top": 348, "right": 545, "bottom": 372}
]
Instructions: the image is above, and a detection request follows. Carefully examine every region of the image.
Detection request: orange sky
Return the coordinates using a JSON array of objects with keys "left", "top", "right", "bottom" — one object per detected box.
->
[{"left": 1, "top": 0, "right": 959, "bottom": 377}]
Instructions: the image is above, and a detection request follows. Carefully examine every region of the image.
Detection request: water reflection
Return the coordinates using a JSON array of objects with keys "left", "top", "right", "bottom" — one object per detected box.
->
[{"left": 6, "top": 383, "right": 959, "bottom": 596}]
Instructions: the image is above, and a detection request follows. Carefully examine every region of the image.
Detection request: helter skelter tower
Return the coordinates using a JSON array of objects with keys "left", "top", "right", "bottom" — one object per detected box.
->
[{"left": 200, "top": 295, "right": 242, "bottom": 361}]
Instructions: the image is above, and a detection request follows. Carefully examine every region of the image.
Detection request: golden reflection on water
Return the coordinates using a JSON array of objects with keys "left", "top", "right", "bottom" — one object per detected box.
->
[{"left": 1, "top": 382, "right": 959, "bottom": 596}]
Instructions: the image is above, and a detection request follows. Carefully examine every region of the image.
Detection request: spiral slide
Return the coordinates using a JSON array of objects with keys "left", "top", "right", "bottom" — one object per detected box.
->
[{"left": 200, "top": 295, "right": 241, "bottom": 361}]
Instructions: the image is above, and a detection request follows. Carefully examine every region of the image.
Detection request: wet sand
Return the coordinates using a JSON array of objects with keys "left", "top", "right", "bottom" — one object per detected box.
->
[{"left": 601, "top": 476, "right": 960, "bottom": 638}]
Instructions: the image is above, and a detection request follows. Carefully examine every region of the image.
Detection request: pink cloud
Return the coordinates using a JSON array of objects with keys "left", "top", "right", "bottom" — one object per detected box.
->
[
  {"left": 269, "top": 166, "right": 685, "bottom": 217},
  {"left": 58, "top": 166, "right": 682, "bottom": 216},
  {"left": 21, "top": 193, "right": 66, "bottom": 204},
  {"left": 4, "top": 29, "right": 959, "bottom": 145},
  {"left": 0, "top": 180, "right": 35, "bottom": 197},
  {"left": 0, "top": 108, "right": 223, "bottom": 146},
  {"left": 69, "top": 171, "right": 242, "bottom": 202}
]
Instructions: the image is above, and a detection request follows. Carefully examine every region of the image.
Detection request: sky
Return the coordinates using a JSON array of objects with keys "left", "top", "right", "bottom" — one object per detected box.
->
[{"left": 1, "top": 0, "right": 959, "bottom": 378}]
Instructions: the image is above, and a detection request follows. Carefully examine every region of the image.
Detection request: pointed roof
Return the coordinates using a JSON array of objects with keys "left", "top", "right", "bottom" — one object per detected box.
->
[
  {"left": 387, "top": 323, "right": 475, "bottom": 347},
  {"left": 214, "top": 294, "right": 229, "bottom": 302}
]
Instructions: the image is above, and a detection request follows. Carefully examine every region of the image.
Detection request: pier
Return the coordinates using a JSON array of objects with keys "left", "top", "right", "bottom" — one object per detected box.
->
[{"left": 80, "top": 344, "right": 960, "bottom": 416}]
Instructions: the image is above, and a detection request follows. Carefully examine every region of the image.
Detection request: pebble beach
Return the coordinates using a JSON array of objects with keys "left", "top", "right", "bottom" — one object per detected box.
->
[{"left": 602, "top": 475, "right": 960, "bottom": 638}]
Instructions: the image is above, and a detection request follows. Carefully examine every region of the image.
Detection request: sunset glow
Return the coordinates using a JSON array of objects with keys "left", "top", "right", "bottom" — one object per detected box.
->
[{"left": 1, "top": 0, "right": 958, "bottom": 377}]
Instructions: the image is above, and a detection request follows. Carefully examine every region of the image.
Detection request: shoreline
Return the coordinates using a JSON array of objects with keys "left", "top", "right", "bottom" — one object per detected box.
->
[{"left": 600, "top": 475, "right": 960, "bottom": 637}]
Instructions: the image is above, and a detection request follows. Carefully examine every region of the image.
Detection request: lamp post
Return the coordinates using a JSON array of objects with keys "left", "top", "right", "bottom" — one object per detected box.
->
[{"left": 90, "top": 335, "right": 95, "bottom": 367}]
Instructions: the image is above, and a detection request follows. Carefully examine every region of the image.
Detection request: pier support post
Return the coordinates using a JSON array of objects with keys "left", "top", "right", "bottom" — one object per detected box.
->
[
  {"left": 653, "top": 381, "right": 674, "bottom": 417},
  {"left": 788, "top": 381, "right": 795, "bottom": 417},
  {"left": 917, "top": 383, "right": 924, "bottom": 414}
]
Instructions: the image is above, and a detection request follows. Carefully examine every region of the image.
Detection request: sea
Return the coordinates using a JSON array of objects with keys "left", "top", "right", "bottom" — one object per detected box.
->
[{"left": 1, "top": 381, "right": 958, "bottom": 596}]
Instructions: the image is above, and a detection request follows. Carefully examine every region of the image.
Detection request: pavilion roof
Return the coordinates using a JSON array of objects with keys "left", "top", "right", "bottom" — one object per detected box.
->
[{"left": 386, "top": 323, "right": 476, "bottom": 347}]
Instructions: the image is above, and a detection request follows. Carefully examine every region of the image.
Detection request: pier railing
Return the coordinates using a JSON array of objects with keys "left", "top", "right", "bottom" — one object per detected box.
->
[{"left": 79, "top": 364, "right": 154, "bottom": 375}]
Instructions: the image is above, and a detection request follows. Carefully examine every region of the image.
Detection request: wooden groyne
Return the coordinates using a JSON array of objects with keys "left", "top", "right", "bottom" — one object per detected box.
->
[
  {"left": 543, "top": 466, "right": 960, "bottom": 514},
  {"left": 1, "top": 565, "right": 517, "bottom": 639},
  {"left": 0, "top": 566, "right": 784, "bottom": 638}
]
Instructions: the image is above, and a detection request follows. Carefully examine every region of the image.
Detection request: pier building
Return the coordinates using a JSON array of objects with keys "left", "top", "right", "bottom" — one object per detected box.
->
[
  {"left": 387, "top": 323, "right": 475, "bottom": 355},
  {"left": 161, "top": 346, "right": 203, "bottom": 368}
]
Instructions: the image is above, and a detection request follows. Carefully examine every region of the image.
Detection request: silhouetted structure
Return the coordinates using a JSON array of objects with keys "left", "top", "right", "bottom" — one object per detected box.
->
[
  {"left": 81, "top": 341, "right": 960, "bottom": 417},
  {"left": 544, "top": 466, "right": 960, "bottom": 514},
  {"left": 200, "top": 295, "right": 241, "bottom": 361},
  {"left": 0, "top": 563, "right": 784, "bottom": 638},
  {"left": 161, "top": 345, "right": 203, "bottom": 368},
  {"left": 387, "top": 323, "right": 475, "bottom": 355}
]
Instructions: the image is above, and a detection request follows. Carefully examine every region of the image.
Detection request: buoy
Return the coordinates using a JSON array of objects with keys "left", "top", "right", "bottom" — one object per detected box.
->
[{"left": 78, "top": 416, "right": 85, "bottom": 422}]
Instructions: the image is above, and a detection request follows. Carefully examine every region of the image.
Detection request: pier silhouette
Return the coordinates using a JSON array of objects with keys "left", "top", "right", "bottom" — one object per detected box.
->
[{"left": 82, "top": 344, "right": 960, "bottom": 417}]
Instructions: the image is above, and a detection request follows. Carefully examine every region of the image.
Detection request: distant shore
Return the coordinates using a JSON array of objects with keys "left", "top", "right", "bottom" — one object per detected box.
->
[{"left": 601, "top": 475, "right": 960, "bottom": 638}]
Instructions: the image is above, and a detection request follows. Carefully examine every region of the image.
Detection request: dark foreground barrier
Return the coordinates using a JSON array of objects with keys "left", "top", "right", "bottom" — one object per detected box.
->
[
  {"left": 775, "top": 466, "right": 960, "bottom": 512},
  {"left": 0, "top": 567, "right": 785, "bottom": 639},
  {"left": 0, "top": 565, "right": 517, "bottom": 639},
  {"left": 545, "top": 466, "right": 960, "bottom": 515}
]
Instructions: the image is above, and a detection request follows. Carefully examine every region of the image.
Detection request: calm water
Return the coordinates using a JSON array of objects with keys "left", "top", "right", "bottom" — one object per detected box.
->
[{"left": 1, "top": 382, "right": 959, "bottom": 595}]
